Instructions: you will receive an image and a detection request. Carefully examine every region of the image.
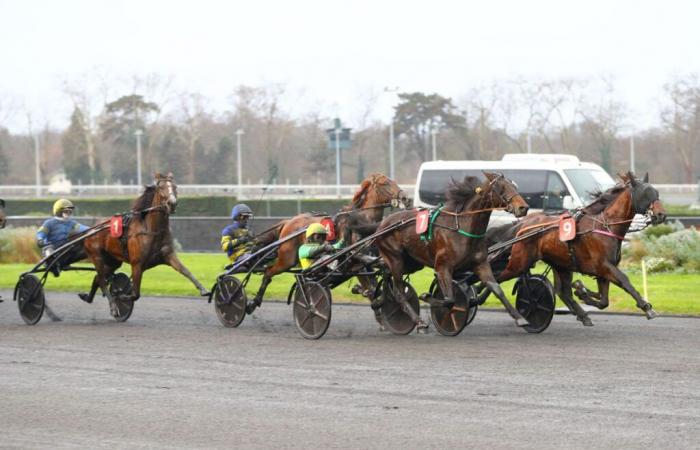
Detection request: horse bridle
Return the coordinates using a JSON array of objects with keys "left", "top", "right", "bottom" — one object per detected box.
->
[{"left": 485, "top": 173, "right": 522, "bottom": 213}]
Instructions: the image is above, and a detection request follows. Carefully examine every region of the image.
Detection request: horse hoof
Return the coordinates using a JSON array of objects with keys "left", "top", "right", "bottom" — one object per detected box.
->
[
  {"left": 580, "top": 316, "right": 594, "bottom": 327},
  {"left": 416, "top": 325, "right": 429, "bottom": 334},
  {"left": 645, "top": 308, "right": 658, "bottom": 320},
  {"left": 515, "top": 317, "right": 530, "bottom": 327},
  {"left": 78, "top": 293, "right": 93, "bottom": 304}
]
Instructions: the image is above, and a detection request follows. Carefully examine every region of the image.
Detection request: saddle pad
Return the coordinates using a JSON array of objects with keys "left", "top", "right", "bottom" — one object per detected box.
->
[
  {"left": 110, "top": 215, "right": 123, "bottom": 238},
  {"left": 320, "top": 217, "right": 336, "bottom": 241},
  {"left": 416, "top": 210, "right": 430, "bottom": 235},
  {"left": 559, "top": 217, "right": 576, "bottom": 242}
]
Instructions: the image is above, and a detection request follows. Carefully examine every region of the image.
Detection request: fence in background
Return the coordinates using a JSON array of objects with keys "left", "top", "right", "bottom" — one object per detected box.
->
[{"left": 0, "top": 183, "right": 696, "bottom": 204}]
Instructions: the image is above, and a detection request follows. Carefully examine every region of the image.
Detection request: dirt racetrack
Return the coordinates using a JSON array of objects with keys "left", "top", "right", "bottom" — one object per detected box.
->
[{"left": 1, "top": 290, "right": 699, "bottom": 449}]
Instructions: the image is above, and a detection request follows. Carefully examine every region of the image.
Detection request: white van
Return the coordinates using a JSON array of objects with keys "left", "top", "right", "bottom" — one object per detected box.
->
[{"left": 414, "top": 154, "right": 618, "bottom": 227}]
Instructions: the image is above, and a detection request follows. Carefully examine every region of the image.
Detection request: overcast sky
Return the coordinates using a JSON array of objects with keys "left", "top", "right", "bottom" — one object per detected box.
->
[{"left": 1, "top": 0, "right": 699, "bottom": 132}]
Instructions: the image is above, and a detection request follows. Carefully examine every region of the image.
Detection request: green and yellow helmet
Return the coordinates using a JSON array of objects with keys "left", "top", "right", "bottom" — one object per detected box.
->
[
  {"left": 305, "top": 223, "right": 327, "bottom": 239},
  {"left": 53, "top": 199, "right": 75, "bottom": 216}
]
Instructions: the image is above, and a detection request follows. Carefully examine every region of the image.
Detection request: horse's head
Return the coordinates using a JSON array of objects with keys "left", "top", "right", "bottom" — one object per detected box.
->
[
  {"left": 154, "top": 172, "right": 178, "bottom": 214},
  {"left": 482, "top": 171, "right": 529, "bottom": 218},
  {"left": 0, "top": 198, "right": 6, "bottom": 229},
  {"left": 622, "top": 172, "right": 666, "bottom": 225},
  {"left": 353, "top": 173, "right": 410, "bottom": 211}
]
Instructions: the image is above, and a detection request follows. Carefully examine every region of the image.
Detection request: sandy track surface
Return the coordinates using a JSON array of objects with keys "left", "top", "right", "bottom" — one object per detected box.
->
[{"left": 1, "top": 290, "right": 699, "bottom": 449}]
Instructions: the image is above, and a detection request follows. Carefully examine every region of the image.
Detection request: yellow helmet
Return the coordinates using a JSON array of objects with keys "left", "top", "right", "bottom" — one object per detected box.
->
[
  {"left": 53, "top": 199, "right": 75, "bottom": 216},
  {"left": 305, "top": 223, "right": 327, "bottom": 239}
]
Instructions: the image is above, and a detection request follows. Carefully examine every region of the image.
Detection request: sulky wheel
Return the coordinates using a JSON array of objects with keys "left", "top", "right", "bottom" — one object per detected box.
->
[
  {"left": 378, "top": 277, "right": 420, "bottom": 335},
  {"left": 14, "top": 274, "right": 45, "bottom": 325},
  {"left": 214, "top": 275, "right": 247, "bottom": 328},
  {"left": 429, "top": 279, "right": 478, "bottom": 337},
  {"left": 108, "top": 272, "right": 135, "bottom": 322},
  {"left": 515, "top": 274, "right": 555, "bottom": 334},
  {"left": 292, "top": 281, "right": 332, "bottom": 340}
]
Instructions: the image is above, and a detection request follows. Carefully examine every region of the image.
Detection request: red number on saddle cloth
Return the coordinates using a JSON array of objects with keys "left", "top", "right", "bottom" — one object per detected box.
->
[
  {"left": 110, "top": 215, "right": 123, "bottom": 238},
  {"left": 416, "top": 210, "right": 430, "bottom": 235},
  {"left": 559, "top": 216, "right": 576, "bottom": 242},
  {"left": 320, "top": 217, "right": 336, "bottom": 241}
]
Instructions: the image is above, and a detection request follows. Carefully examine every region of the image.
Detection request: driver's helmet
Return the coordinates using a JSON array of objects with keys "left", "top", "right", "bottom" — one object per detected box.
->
[
  {"left": 53, "top": 199, "right": 75, "bottom": 216},
  {"left": 231, "top": 203, "right": 253, "bottom": 221},
  {"left": 305, "top": 223, "right": 328, "bottom": 239}
]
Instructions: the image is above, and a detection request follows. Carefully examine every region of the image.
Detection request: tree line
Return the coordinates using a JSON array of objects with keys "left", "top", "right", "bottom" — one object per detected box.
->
[{"left": 1, "top": 73, "right": 699, "bottom": 185}]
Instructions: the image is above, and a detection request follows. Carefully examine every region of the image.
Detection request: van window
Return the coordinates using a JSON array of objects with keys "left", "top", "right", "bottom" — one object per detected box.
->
[
  {"left": 418, "top": 168, "right": 568, "bottom": 210},
  {"left": 564, "top": 169, "right": 615, "bottom": 204}
]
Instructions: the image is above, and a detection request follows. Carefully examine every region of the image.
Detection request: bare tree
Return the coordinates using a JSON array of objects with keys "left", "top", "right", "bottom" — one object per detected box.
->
[{"left": 660, "top": 74, "right": 700, "bottom": 183}]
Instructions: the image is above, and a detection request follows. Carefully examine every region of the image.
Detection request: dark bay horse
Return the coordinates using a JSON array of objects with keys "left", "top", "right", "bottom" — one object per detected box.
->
[
  {"left": 0, "top": 199, "right": 6, "bottom": 229},
  {"left": 246, "top": 173, "right": 410, "bottom": 313},
  {"left": 81, "top": 173, "right": 209, "bottom": 315},
  {"left": 490, "top": 172, "right": 666, "bottom": 325},
  {"left": 375, "top": 172, "right": 530, "bottom": 332}
]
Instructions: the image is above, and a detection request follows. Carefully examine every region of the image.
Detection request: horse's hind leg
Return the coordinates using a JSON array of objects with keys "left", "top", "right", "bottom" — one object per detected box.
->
[
  {"left": 472, "top": 261, "right": 530, "bottom": 327},
  {"left": 78, "top": 274, "right": 100, "bottom": 304},
  {"left": 553, "top": 268, "right": 593, "bottom": 326},
  {"left": 599, "top": 262, "right": 657, "bottom": 319},
  {"left": 165, "top": 253, "right": 209, "bottom": 296},
  {"left": 249, "top": 243, "right": 297, "bottom": 313},
  {"left": 573, "top": 277, "right": 609, "bottom": 309}
]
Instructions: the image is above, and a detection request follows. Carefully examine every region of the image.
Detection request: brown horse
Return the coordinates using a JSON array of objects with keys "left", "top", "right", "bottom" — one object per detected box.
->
[
  {"left": 0, "top": 198, "right": 6, "bottom": 229},
  {"left": 375, "top": 172, "right": 530, "bottom": 332},
  {"left": 246, "top": 172, "right": 410, "bottom": 313},
  {"left": 491, "top": 172, "right": 666, "bottom": 325},
  {"left": 81, "top": 173, "right": 209, "bottom": 315}
]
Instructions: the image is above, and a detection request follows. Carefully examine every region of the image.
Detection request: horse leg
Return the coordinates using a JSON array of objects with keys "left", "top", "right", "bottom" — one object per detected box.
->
[
  {"left": 354, "top": 273, "right": 382, "bottom": 326},
  {"left": 472, "top": 261, "right": 530, "bottom": 327},
  {"left": 599, "top": 263, "right": 657, "bottom": 319},
  {"left": 250, "top": 237, "right": 302, "bottom": 313},
  {"left": 165, "top": 253, "right": 209, "bottom": 296},
  {"left": 390, "top": 268, "right": 428, "bottom": 333},
  {"left": 553, "top": 268, "right": 593, "bottom": 326},
  {"left": 129, "top": 264, "right": 143, "bottom": 302},
  {"left": 91, "top": 256, "right": 119, "bottom": 316},
  {"left": 79, "top": 274, "right": 101, "bottom": 304},
  {"left": 573, "top": 277, "right": 609, "bottom": 309}
]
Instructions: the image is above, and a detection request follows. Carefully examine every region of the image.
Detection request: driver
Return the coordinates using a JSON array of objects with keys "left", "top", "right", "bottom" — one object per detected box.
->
[
  {"left": 221, "top": 203, "right": 255, "bottom": 263},
  {"left": 298, "top": 223, "right": 344, "bottom": 269},
  {"left": 36, "top": 199, "right": 89, "bottom": 275}
]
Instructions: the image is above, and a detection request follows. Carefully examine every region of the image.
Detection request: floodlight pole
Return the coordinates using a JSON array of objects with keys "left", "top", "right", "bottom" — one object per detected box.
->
[
  {"left": 34, "top": 134, "right": 41, "bottom": 197},
  {"left": 335, "top": 127, "right": 341, "bottom": 197},
  {"left": 236, "top": 129, "right": 244, "bottom": 198},
  {"left": 630, "top": 133, "right": 635, "bottom": 173},
  {"left": 134, "top": 129, "right": 143, "bottom": 186},
  {"left": 431, "top": 128, "right": 438, "bottom": 161}
]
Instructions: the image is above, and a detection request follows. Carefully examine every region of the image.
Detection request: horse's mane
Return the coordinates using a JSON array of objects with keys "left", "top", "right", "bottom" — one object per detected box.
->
[
  {"left": 445, "top": 176, "right": 482, "bottom": 212},
  {"left": 132, "top": 185, "right": 156, "bottom": 216},
  {"left": 350, "top": 173, "right": 390, "bottom": 209},
  {"left": 584, "top": 184, "right": 627, "bottom": 214}
]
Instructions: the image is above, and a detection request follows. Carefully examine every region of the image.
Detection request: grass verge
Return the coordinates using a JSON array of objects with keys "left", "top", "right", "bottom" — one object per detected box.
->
[{"left": 0, "top": 253, "right": 698, "bottom": 315}]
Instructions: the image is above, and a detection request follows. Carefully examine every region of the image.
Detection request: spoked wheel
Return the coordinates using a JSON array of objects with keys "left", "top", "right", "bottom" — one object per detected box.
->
[
  {"left": 515, "top": 274, "right": 555, "bottom": 334},
  {"left": 429, "top": 280, "right": 478, "bottom": 337},
  {"left": 108, "top": 272, "right": 135, "bottom": 322},
  {"left": 14, "top": 274, "right": 45, "bottom": 325},
  {"left": 213, "top": 275, "right": 247, "bottom": 328},
  {"left": 378, "top": 277, "right": 420, "bottom": 335},
  {"left": 293, "top": 281, "right": 332, "bottom": 340}
]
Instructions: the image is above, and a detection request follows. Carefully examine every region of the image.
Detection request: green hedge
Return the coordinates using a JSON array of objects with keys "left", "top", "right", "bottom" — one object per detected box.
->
[{"left": 2, "top": 196, "right": 349, "bottom": 217}]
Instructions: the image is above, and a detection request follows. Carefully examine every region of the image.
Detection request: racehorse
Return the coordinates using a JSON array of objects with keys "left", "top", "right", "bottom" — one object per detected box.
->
[
  {"left": 375, "top": 172, "right": 530, "bottom": 332},
  {"left": 246, "top": 172, "right": 410, "bottom": 313},
  {"left": 486, "top": 172, "right": 666, "bottom": 325},
  {"left": 0, "top": 198, "right": 6, "bottom": 229},
  {"left": 81, "top": 173, "right": 209, "bottom": 315}
]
